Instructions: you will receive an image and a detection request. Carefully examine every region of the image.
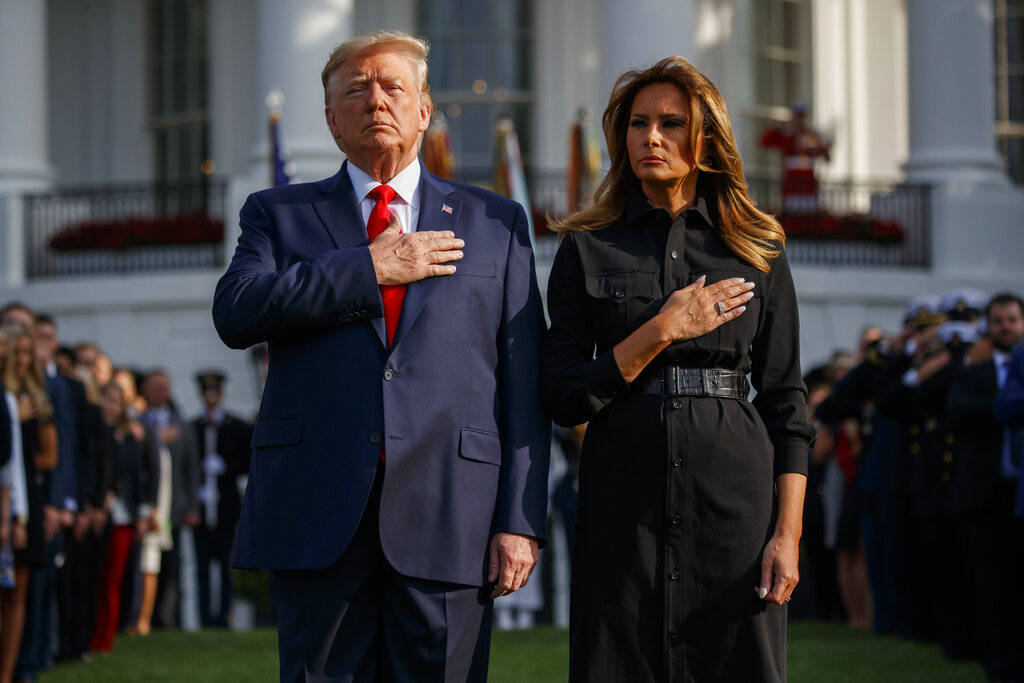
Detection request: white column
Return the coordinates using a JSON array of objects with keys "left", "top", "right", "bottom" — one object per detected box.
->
[
  {"left": 0, "top": 0, "right": 52, "bottom": 191},
  {"left": 904, "top": 0, "right": 1006, "bottom": 185},
  {"left": 0, "top": 0, "right": 52, "bottom": 289},
  {"left": 250, "top": 0, "right": 355, "bottom": 184}
]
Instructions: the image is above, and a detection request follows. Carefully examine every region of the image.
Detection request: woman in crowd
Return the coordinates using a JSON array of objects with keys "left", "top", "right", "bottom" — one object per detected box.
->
[
  {"left": 0, "top": 331, "right": 29, "bottom": 593},
  {"left": 0, "top": 325, "right": 57, "bottom": 683},
  {"left": 90, "top": 381, "right": 157, "bottom": 652},
  {"left": 542, "top": 57, "right": 812, "bottom": 682}
]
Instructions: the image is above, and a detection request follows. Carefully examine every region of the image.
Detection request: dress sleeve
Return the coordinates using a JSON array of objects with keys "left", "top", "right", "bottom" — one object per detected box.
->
[
  {"left": 541, "top": 233, "right": 630, "bottom": 427},
  {"left": 749, "top": 250, "right": 814, "bottom": 477}
]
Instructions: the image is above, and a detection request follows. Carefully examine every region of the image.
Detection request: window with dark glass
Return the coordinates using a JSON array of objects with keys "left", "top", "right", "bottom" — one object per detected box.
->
[
  {"left": 748, "top": 0, "right": 811, "bottom": 177},
  {"left": 418, "top": 0, "right": 533, "bottom": 183},
  {"left": 995, "top": 0, "right": 1023, "bottom": 185},
  {"left": 149, "top": 0, "right": 210, "bottom": 184}
]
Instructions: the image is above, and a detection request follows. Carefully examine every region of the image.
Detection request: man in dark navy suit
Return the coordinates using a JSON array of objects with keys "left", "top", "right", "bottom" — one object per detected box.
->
[{"left": 213, "top": 30, "right": 549, "bottom": 682}]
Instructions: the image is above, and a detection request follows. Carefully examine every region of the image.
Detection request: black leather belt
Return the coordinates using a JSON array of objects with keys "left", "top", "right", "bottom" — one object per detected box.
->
[{"left": 640, "top": 366, "right": 749, "bottom": 399}]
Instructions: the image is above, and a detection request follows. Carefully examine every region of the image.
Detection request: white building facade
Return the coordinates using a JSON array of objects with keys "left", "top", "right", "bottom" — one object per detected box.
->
[{"left": 0, "top": 0, "right": 1021, "bottom": 418}]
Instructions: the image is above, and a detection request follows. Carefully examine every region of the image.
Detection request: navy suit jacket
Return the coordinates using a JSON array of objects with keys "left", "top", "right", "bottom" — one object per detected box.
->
[
  {"left": 213, "top": 162, "right": 550, "bottom": 586},
  {"left": 994, "top": 342, "right": 1024, "bottom": 515}
]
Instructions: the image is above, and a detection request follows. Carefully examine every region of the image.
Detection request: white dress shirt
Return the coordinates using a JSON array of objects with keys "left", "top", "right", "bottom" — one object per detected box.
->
[
  {"left": 995, "top": 350, "right": 1017, "bottom": 478},
  {"left": 346, "top": 159, "right": 422, "bottom": 235}
]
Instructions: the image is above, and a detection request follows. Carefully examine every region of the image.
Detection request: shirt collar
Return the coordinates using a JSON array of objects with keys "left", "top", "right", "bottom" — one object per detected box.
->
[
  {"left": 624, "top": 183, "right": 713, "bottom": 229},
  {"left": 346, "top": 158, "right": 421, "bottom": 209},
  {"left": 994, "top": 350, "right": 1010, "bottom": 367}
]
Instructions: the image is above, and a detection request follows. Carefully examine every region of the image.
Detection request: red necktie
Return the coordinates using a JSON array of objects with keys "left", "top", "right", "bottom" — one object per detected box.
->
[
  {"left": 366, "top": 185, "right": 403, "bottom": 464},
  {"left": 366, "top": 185, "right": 405, "bottom": 347}
]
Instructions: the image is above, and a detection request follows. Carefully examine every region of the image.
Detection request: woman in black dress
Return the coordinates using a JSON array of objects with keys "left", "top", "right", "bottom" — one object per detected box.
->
[
  {"left": 542, "top": 57, "right": 813, "bottom": 682},
  {"left": 0, "top": 325, "right": 57, "bottom": 683}
]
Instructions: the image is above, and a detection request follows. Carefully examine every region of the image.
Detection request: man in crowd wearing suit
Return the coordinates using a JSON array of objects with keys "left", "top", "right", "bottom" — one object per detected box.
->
[
  {"left": 213, "top": 30, "right": 549, "bottom": 682},
  {"left": 139, "top": 369, "right": 200, "bottom": 629},
  {"left": 35, "top": 313, "right": 106, "bottom": 663},
  {"left": 948, "top": 292, "right": 1024, "bottom": 681},
  {"left": 190, "top": 370, "right": 251, "bottom": 628}
]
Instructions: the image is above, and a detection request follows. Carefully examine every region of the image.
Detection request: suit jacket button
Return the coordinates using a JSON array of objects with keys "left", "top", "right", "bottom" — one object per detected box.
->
[
  {"left": 384, "top": 369, "right": 394, "bottom": 381},
  {"left": 369, "top": 432, "right": 382, "bottom": 444}
]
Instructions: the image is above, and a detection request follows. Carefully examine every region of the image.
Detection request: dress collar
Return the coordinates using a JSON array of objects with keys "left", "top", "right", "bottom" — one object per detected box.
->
[{"left": 624, "top": 183, "right": 713, "bottom": 229}]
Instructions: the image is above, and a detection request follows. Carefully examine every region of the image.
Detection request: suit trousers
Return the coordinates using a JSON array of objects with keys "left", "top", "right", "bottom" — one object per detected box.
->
[
  {"left": 195, "top": 523, "right": 235, "bottom": 627},
  {"left": 271, "top": 466, "right": 493, "bottom": 683}
]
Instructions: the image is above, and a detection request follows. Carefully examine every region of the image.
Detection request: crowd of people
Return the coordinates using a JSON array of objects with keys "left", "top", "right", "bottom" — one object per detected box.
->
[
  {"left": 1, "top": 284, "right": 1023, "bottom": 680},
  {"left": 792, "top": 288, "right": 1024, "bottom": 682},
  {"left": 0, "top": 301, "right": 252, "bottom": 682}
]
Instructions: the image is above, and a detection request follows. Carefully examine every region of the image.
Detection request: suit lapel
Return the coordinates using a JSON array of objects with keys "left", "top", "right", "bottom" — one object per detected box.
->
[
  {"left": 312, "top": 162, "right": 386, "bottom": 348},
  {"left": 391, "top": 167, "right": 459, "bottom": 348}
]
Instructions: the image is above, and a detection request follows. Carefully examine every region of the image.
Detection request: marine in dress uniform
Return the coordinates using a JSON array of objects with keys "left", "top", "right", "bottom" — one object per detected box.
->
[{"left": 191, "top": 371, "right": 252, "bottom": 628}]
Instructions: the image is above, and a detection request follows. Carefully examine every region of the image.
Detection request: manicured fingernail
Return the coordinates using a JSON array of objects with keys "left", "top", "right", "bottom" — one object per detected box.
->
[
  {"left": 737, "top": 306, "right": 747, "bottom": 313},
  {"left": 745, "top": 282, "right": 755, "bottom": 289},
  {"left": 697, "top": 275, "right": 706, "bottom": 283},
  {"left": 743, "top": 292, "right": 754, "bottom": 300},
  {"left": 758, "top": 587, "right": 768, "bottom": 599}
]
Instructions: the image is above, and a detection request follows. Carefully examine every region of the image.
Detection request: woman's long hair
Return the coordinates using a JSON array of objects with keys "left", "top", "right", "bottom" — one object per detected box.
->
[
  {"left": 0, "top": 324, "right": 53, "bottom": 421},
  {"left": 550, "top": 56, "right": 784, "bottom": 273}
]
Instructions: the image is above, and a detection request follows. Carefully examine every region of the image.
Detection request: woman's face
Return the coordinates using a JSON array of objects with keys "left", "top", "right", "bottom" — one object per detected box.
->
[
  {"left": 627, "top": 82, "right": 698, "bottom": 189},
  {"left": 14, "top": 337, "right": 33, "bottom": 377},
  {"left": 112, "top": 370, "right": 137, "bottom": 404}
]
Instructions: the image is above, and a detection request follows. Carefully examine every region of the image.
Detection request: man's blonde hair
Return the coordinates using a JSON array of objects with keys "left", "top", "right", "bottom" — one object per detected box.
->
[{"left": 321, "top": 31, "right": 431, "bottom": 106}]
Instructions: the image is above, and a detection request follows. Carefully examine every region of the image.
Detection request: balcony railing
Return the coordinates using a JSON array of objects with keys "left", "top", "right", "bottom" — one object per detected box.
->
[
  {"left": 22, "top": 179, "right": 227, "bottom": 279},
  {"left": 526, "top": 172, "right": 931, "bottom": 269}
]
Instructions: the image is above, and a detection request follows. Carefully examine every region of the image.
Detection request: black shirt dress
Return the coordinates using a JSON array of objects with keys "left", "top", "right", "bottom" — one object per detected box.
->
[{"left": 542, "top": 187, "right": 813, "bottom": 683}]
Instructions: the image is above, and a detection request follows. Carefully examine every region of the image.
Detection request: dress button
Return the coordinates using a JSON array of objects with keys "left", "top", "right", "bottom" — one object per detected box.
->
[
  {"left": 670, "top": 571, "right": 680, "bottom": 581},
  {"left": 671, "top": 399, "right": 683, "bottom": 410},
  {"left": 670, "top": 250, "right": 678, "bottom": 259},
  {"left": 369, "top": 432, "right": 382, "bottom": 444},
  {"left": 672, "top": 457, "right": 682, "bottom": 468},
  {"left": 384, "top": 369, "right": 394, "bottom": 381},
  {"left": 670, "top": 514, "right": 681, "bottom": 526},
  {"left": 669, "top": 628, "right": 681, "bottom": 641},
  {"left": 614, "top": 288, "right": 625, "bottom": 298}
]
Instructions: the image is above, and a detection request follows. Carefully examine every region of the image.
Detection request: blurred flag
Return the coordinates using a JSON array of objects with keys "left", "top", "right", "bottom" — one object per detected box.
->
[
  {"left": 492, "top": 116, "right": 534, "bottom": 246},
  {"left": 567, "top": 108, "right": 602, "bottom": 213},
  {"left": 422, "top": 112, "right": 455, "bottom": 179},
  {"left": 267, "top": 90, "right": 294, "bottom": 188}
]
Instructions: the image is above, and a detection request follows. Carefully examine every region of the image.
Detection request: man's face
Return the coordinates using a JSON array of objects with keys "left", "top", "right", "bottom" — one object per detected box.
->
[
  {"left": 988, "top": 301, "right": 1024, "bottom": 352},
  {"left": 202, "top": 387, "right": 221, "bottom": 410},
  {"left": 325, "top": 46, "right": 430, "bottom": 170},
  {"left": 142, "top": 373, "right": 171, "bottom": 409},
  {"left": 2, "top": 307, "right": 34, "bottom": 332},
  {"left": 35, "top": 322, "right": 58, "bottom": 366}
]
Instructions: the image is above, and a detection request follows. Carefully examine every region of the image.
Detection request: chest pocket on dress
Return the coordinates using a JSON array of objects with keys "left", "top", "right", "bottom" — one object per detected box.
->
[
  {"left": 584, "top": 271, "right": 659, "bottom": 340},
  {"left": 688, "top": 269, "right": 762, "bottom": 354}
]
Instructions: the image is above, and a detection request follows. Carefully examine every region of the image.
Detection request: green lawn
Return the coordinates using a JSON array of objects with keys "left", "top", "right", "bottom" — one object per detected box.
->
[{"left": 38, "top": 623, "right": 986, "bottom": 682}]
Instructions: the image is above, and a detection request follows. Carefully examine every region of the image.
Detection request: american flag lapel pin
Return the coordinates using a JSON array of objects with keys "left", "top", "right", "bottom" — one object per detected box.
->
[{"left": 441, "top": 203, "right": 453, "bottom": 215}]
